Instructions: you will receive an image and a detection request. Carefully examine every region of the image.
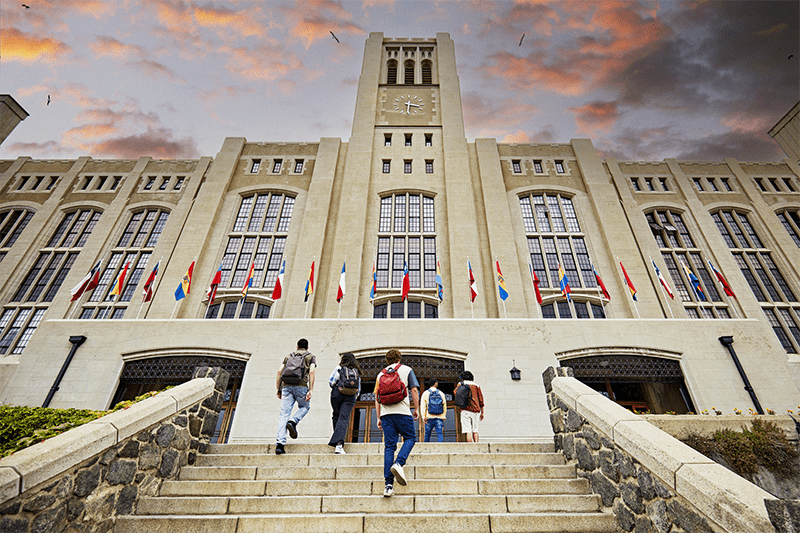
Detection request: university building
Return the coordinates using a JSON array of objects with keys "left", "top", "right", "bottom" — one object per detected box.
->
[{"left": 1, "top": 33, "right": 799, "bottom": 444}]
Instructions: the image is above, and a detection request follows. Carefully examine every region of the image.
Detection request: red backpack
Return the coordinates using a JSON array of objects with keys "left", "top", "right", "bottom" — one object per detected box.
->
[{"left": 376, "top": 364, "right": 407, "bottom": 405}]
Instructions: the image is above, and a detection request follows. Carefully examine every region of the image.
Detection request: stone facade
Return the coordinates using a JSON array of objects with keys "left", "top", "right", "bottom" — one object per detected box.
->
[{"left": 0, "top": 367, "right": 228, "bottom": 533}]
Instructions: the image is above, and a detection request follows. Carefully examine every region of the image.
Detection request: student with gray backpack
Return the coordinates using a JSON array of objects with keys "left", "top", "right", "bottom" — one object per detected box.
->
[
  {"left": 327, "top": 352, "right": 361, "bottom": 454},
  {"left": 275, "top": 338, "right": 316, "bottom": 455},
  {"left": 421, "top": 377, "right": 446, "bottom": 442}
]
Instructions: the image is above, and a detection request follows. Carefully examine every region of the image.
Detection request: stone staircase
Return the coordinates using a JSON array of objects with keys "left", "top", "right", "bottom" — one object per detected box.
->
[{"left": 115, "top": 442, "right": 616, "bottom": 533}]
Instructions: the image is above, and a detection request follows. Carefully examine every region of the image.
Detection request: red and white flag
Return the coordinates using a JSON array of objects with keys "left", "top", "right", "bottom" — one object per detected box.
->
[
  {"left": 468, "top": 260, "right": 478, "bottom": 303},
  {"left": 652, "top": 260, "right": 674, "bottom": 299},
  {"left": 272, "top": 260, "right": 285, "bottom": 301},
  {"left": 336, "top": 261, "right": 346, "bottom": 303},
  {"left": 529, "top": 261, "right": 543, "bottom": 304},
  {"left": 70, "top": 260, "right": 102, "bottom": 301},
  {"left": 142, "top": 259, "right": 161, "bottom": 303},
  {"left": 206, "top": 262, "right": 222, "bottom": 306}
]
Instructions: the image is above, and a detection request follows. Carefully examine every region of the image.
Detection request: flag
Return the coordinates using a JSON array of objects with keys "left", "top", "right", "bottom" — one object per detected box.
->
[
  {"left": 241, "top": 261, "right": 255, "bottom": 299},
  {"left": 468, "top": 260, "right": 478, "bottom": 303},
  {"left": 304, "top": 261, "right": 315, "bottom": 302},
  {"left": 708, "top": 260, "right": 736, "bottom": 299},
  {"left": 142, "top": 260, "right": 161, "bottom": 303},
  {"left": 620, "top": 261, "right": 637, "bottom": 301},
  {"left": 401, "top": 261, "right": 410, "bottom": 301},
  {"left": 336, "top": 261, "right": 346, "bottom": 303},
  {"left": 592, "top": 263, "right": 611, "bottom": 300},
  {"left": 175, "top": 260, "right": 195, "bottom": 301},
  {"left": 496, "top": 260, "right": 508, "bottom": 301},
  {"left": 435, "top": 260, "right": 443, "bottom": 301},
  {"left": 109, "top": 261, "right": 130, "bottom": 297},
  {"left": 529, "top": 261, "right": 542, "bottom": 304},
  {"left": 370, "top": 261, "right": 377, "bottom": 299},
  {"left": 558, "top": 263, "right": 571, "bottom": 301},
  {"left": 70, "top": 260, "right": 102, "bottom": 301},
  {"left": 272, "top": 260, "right": 285, "bottom": 300},
  {"left": 681, "top": 259, "right": 706, "bottom": 301},
  {"left": 652, "top": 260, "right": 674, "bottom": 299}
]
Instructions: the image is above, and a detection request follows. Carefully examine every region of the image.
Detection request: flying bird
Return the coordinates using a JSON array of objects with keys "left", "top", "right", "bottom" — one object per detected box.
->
[
  {"left": 47, "top": 95, "right": 50, "bottom": 106},
  {"left": 790, "top": 54, "right": 795, "bottom": 59},
  {"left": 22, "top": 3, "right": 30, "bottom": 8},
  {"left": 330, "top": 31, "right": 340, "bottom": 43},
  {"left": 519, "top": 33, "right": 525, "bottom": 46}
]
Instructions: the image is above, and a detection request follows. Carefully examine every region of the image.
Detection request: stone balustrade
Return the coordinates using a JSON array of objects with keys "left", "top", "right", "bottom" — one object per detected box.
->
[
  {"left": 542, "top": 365, "right": 800, "bottom": 533},
  {"left": 0, "top": 366, "right": 229, "bottom": 533}
]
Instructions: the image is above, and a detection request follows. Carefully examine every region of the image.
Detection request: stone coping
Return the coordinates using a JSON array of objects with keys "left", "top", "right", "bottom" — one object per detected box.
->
[
  {"left": 550, "top": 375, "right": 778, "bottom": 533},
  {"left": 0, "top": 377, "right": 215, "bottom": 505},
  {"left": 640, "top": 414, "right": 798, "bottom": 441}
]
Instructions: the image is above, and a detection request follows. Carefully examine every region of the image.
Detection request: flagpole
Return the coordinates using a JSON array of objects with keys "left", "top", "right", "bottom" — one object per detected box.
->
[
  {"left": 650, "top": 256, "right": 674, "bottom": 319},
  {"left": 68, "top": 299, "right": 79, "bottom": 320},
  {"left": 170, "top": 300, "right": 178, "bottom": 319}
]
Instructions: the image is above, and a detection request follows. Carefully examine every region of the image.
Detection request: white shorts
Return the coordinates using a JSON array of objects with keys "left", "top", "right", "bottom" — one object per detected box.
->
[{"left": 460, "top": 410, "right": 480, "bottom": 434}]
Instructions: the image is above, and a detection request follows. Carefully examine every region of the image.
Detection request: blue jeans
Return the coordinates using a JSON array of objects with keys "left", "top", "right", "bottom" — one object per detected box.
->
[
  {"left": 381, "top": 414, "right": 416, "bottom": 486},
  {"left": 276, "top": 385, "right": 310, "bottom": 444},
  {"left": 424, "top": 418, "right": 444, "bottom": 442}
]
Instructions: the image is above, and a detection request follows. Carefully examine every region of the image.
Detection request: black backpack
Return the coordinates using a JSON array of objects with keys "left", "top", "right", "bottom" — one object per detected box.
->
[
  {"left": 337, "top": 366, "right": 359, "bottom": 395},
  {"left": 280, "top": 351, "right": 309, "bottom": 385},
  {"left": 454, "top": 381, "right": 472, "bottom": 409}
]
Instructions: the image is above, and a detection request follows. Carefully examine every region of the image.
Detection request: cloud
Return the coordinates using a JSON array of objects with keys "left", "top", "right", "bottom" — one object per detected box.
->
[
  {"left": 193, "top": 4, "right": 267, "bottom": 38},
  {"left": 225, "top": 42, "right": 308, "bottom": 81},
  {"left": 5, "top": 140, "right": 65, "bottom": 157},
  {"left": 89, "top": 36, "right": 145, "bottom": 59},
  {"left": 483, "top": 51, "right": 587, "bottom": 95},
  {"left": 0, "top": 27, "right": 71, "bottom": 62},
  {"left": 675, "top": 131, "right": 784, "bottom": 162},
  {"left": 462, "top": 92, "right": 539, "bottom": 132},
  {"left": 569, "top": 101, "right": 621, "bottom": 135},
  {"left": 281, "top": 0, "right": 366, "bottom": 48},
  {"left": 127, "top": 59, "right": 182, "bottom": 81},
  {"left": 501, "top": 130, "right": 532, "bottom": 143},
  {"left": 88, "top": 128, "right": 199, "bottom": 159}
]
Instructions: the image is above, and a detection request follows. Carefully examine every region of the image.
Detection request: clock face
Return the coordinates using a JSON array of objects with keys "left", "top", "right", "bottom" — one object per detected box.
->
[{"left": 393, "top": 94, "right": 425, "bottom": 115}]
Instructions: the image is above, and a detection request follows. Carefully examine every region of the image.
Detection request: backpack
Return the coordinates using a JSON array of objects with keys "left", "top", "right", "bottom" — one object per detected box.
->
[
  {"left": 376, "top": 364, "right": 407, "bottom": 405},
  {"left": 454, "top": 381, "right": 472, "bottom": 409},
  {"left": 337, "top": 366, "right": 359, "bottom": 395},
  {"left": 280, "top": 351, "right": 309, "bottom": 385},
  {"left": 427, "top": 389, "right": 444, "bottom": 415}
]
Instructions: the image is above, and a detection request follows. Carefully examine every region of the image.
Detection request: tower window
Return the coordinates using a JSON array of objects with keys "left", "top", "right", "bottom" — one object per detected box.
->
[
  {"left": 693, "top": 178, "right": 704, "bottom": 192},
  {"left": 385, "top": 134, "right": 392, "bottom": 146},
  {"left": 425, "top": 160, "right": 433, "bottom": 174},
  {"left": 387, "top": 60, "right": 398, "bottom": 85},
  {"left": 533, "top": 160, "right": 543, "bottom": 173},
  {"left": 512, "top": 160, "right": 522, "bottom": 174},
  {"left": 174, "top": 177, "right": 185, "bottom": 190},
  {"left": 294, "top": 160, "right": 304, "bottom": 173},
  {"left": 421, "top": 60, "right": 432, "bottom": 84},
  {"left": 158, "top": 177, "right": 170, "bottom": 191},
  {"left": 659, "top": 177, "right": 669, "bottom": 191},
  {"left": 404, "top": 60, "right": 415, "bottom": 85},
  {"left": 144, "top": 177, "right": 156, "bottom": 190},
  {"left": 631, "top": 178, "right": 641, "bottom": 192},
  {"left": 555, "top": 161, "right": 565, "bottom": 174},
  {"left": 272, "top": 160, "right": 282, "bottom": 173},
  {"left": 404, "top": 160, "right": 412, "bottom": 174},
  {"left": 425, "top": 134, "right": 432, "bottom": 147},
  {"left": 755, "top": 177, "right": 767, "bottom": 192}
]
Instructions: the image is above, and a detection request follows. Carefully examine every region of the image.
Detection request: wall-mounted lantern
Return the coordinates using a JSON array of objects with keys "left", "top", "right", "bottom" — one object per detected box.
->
[{"left": 509, "top": 360, "right": 521, "bottom": 381}]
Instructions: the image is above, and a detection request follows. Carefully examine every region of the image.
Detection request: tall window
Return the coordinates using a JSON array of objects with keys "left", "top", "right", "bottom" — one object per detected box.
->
[
  {"left": 777, "top": 210, "right": 800, "bottom": 247},
  {"left": 520, "top": 193, "right": 603, "bottom": 317},
  {"left": 376, "top": 194, "right": 436, "bottom": 294},
  {"left": 79, "top": 209, "right": 170, "bottom": 319},
  {"left": 647, "top": 210, "right": 729, "bottom": 319},
  {"left": 0, "top": 208, "right": 34, "bottom": 264},
  {"left": 218, "top": 193, "right": 295, "bottom": 306},
  {"left": 373, "top": 300, "right": 437, "bottom": 319},
  {"left": 404, "top": 60, "right": 415, "bottom": 85},
  {"left": 421, "top": 60, "right": 432, "bottom": 84},
  {"left": 387, "top": 60, "right": 398, "bottom": 85},
  {"left": 1, "top": 209, "right": 101, "bottom": 354},
  {"left": 713, "top": 209, "right": 800, "bottom": 351}
]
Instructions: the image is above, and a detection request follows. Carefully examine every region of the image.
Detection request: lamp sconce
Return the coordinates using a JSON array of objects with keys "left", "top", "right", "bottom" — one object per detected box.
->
[{"left": 509, "top": 360, "right": 521, "bottom": 381}]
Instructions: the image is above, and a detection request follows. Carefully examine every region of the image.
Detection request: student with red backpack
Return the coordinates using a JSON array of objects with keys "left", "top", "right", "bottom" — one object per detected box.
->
[
  {"left": 374, "top": 349, "right": 420, "bottom": 497},
  {"left": 327, "top": 352, "right": 361, "bottom": 454}
]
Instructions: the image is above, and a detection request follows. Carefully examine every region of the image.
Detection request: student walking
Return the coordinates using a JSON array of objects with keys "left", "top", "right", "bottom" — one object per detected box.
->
[
  {"left": 421, "top": 377, "right": 446, "bottom": 442},
  {"left": 275, "top": 338, "right": 316, "bottom": 455},
  {"left": 328, "top": 352, "right": 361, "bottom": 454},
  {"left": 454, "top": 371, "right": 484, "bottom": 443},
  {"left": 374, "top": 349, "right": 420, "bottom": 497}
]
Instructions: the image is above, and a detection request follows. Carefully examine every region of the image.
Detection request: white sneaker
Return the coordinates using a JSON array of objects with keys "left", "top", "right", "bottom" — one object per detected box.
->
[
  {"left": 390, "top": 463, "right": 407, "bottom": 486},
  {"left": 335, "top": 444, "right": 346, "bottom": 455},
  {"left": 383, "top": 485, "right": 394, "bottom": 497}
]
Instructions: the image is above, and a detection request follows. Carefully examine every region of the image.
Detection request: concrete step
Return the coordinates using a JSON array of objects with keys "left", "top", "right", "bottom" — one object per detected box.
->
[
  {"left": 158, "top": 478, "right": 590, "bottom": 497},
  {"left": 178, "top": 463, "right": 577, "bottom": 481},
  {"left": 205, "top": 442, "right": 555, "bottom": 455},
  {"left": 137, "top": 494, "right": 602, "bottom": 515},
  {"left": 117, "top": 512, "right": 616, "bottom": 533},
  {"left": 193, "top": 452, "right": 566, "bottom": 467}
]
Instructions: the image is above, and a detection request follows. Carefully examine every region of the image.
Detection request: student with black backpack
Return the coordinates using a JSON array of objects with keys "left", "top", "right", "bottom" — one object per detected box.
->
[
  {"left": 454, "top": 370, "right": 484, "bottom": 443},
  {"left": 274, "top": 338, "right": 316, "bottom": 455},
  {"left": 327, "top": 352, "right": 361, "bottom": 454}
]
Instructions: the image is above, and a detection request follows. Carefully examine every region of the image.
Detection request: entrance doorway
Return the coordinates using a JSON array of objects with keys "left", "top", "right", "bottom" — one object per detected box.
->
[
  {"left": 347, "top": 354, "right": 465, "bottom": 442},
  {"left": 112, "top": 355, "right": 247, "bottom": 443}
]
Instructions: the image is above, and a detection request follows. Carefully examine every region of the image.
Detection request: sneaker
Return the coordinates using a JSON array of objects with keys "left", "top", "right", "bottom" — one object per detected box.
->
[
  {"left": 286, "top": 420, "right": 298, "bottom": 439},
  {"left": 390, "top": 463, "right": 407, "bottom": 486},
  {"left": 275, "top": 443, "right": 285, "bottom": 455},
  {"left": 335, "top": 444, "right": 346, "bottom": 455},
  {"left": 383, "top": 485, "right": 394, "bottom": 497}
]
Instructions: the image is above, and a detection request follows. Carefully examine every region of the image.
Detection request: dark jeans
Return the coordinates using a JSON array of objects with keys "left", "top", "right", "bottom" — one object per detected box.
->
[
  {"left": 381, "top": 414, "right": 416, "bottom": 486},
  {"left": 424, "top": 418, "right": 444, "bottom": 442},
  {"left": 328, "top": 389, "right": 356, "bottom": 446}
]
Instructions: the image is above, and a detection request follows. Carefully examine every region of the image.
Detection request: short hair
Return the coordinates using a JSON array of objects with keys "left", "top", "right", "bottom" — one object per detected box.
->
[
  {"left": 385, "top": 349, "right": 401, "bottom": 365},
  {"left": 460, "top": 370, "right": 474, "bottom": 381},
  {"left": 426, "top": 377, "right": 439, "bottom": 389},
  {"left": 297, "top": 338, "right": 309, "bottom": 350}
]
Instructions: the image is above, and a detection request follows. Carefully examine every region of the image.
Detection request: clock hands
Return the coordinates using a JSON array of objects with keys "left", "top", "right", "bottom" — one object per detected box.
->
[{"left": 405, "top": 101, "right": 421, "bottom": 114}]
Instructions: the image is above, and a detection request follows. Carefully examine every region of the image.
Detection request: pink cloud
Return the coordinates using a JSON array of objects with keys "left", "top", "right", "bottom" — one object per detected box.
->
[
  {"left": 462, "top": 92, "right": 539, "bottom": 131},
  {"left": 0, "top": 27, "right": 71, "bottom": 62},
  {"left": 281, "top": 0, "right": 366, "bottom": 48},
  {"left": 89, "top": 36, "right": 145, "bottom": 59},
  {"left": 501, "top": 130, "right": 533, "bottom": 143},
  {"left": 127, "top": 59, "right": 182, "bottom": 81},
  {"left": 484, "top": 51, "right": 587, "bottom": 95},
  {"left": 569, "top": 101, "right": 622, "bottom": 135}
]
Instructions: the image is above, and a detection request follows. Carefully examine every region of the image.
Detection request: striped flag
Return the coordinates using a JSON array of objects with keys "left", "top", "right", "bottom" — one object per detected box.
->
[
  {"left": 241, "top": 261, "right": 255, "bottom": 299},
  {"left": 304, "top": 261, "right": 315, "bottom": 302},
  {"left": 496, "top": 261, "right": 508, "bottom": 301},
  {"left": 707, "top": 260, "right": 736, "bottom": 299},
  {"left": 70, "top": 260, "right": 102, "bottom": 301},
  {"left": 272, "top": 260, "right": 285, "bottom": 301},
  {"left": 174, "top": 260, "right": 195, "bottom": 301},
  {"left": 592, "top": 263, "right": 611, "bottom": 300},
  {"left": 370, "top": 261, "right": 377, "bottom": 299},
  {"left": 528, "top": 261, "right": 542, "bottom": 304},
  {"left": 651, "top": 260, "right": 674, "bottom": 299},
  {"left": 435, "top": 260, "right": 443, "bottom": 301},
  {"left": 336, "top": 261, "right": 346, "bottom": 303},
  {"left": 401, "top": 261, "right": 410, "bottom": 301},
  {"left": 142, "top": 260, "right": 161, "bottom": 303},
  {"left": 468, "top": 260, "right": 478, "bottom": 303},
  {"left": 619, "top": 261, "right": 637, "bottom": 301},
  {"left": 109, "top": 261, "right": 130, "bottom": 298},
  {"left": 681, "top": 259, "right": 706, "bottom": 301}
]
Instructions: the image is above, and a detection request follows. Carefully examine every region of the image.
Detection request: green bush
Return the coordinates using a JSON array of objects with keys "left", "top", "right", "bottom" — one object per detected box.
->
[{"left": 0, "top": 387, "right": 172, "bottom": 458}]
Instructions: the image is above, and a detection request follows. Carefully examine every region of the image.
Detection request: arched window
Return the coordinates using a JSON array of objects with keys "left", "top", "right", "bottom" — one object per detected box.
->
[
  {"left": 421, "top": 60, "right": 432, "bottom": 84},
  {"left": 647, "top": 209, "right": 729, "bottom": 319},
  {"left": 80, "top": 208, "right": 170, "bottom": 319},
  {"left": 1, "top": 208, "right": 101, "bottom": 354},
  {"left": 0, "top": 208, "right": 34, "bottom": 264},
  {"left": 387, "top": 59, "right": 398, "bottom": 85},
  {"left": 404, "top": 60, "right": 415, "bottom": 85},
  {"left": 713, "top": 209, "right": 800, "bottom": 352}
]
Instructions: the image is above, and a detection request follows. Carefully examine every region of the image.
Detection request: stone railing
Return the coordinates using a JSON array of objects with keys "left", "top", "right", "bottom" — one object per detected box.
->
[
  {"left": 0, "top": 366, "right": 229, "bottom": 532},
  {"left": 543, "top": 366, "right": 800, "bottom": 533}
]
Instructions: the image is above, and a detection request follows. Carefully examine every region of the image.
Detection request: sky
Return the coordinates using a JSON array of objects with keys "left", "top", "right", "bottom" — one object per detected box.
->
[{"left": 1, "top": 0, "right": 798, "bottom": 162}]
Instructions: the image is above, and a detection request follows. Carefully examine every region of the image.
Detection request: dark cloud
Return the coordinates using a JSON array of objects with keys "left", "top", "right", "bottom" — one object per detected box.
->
[
  {"left": 90, "top": 128, "right": 198, "bottom": 159},
  {"left": 675, "top": 131, "right": 784, "bottom": 162},
  {"left": 5, "top": 140, "right": 64, "bottom": 157}
]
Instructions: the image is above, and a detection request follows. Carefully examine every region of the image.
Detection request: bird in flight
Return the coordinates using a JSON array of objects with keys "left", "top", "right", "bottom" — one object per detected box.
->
[
  {"left": 22, "top": 3, "right": 31, "bottom": 8},
  {"left": 330, "top": 31, "right": 340, "bottom": 43},
  {"left": 790, "top": 54, "right": 795, "bottom": 60},
  {"left": 47, "top": 95, "right": 50, "bottom": 106},
  {"left": 519, "top": 33, "right": 525, "bottom": 46}
]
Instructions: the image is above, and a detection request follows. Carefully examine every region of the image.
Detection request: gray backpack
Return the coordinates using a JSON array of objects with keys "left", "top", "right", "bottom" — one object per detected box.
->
[{"left": 281, "top": 351, "right": 309, "bottom": 385}]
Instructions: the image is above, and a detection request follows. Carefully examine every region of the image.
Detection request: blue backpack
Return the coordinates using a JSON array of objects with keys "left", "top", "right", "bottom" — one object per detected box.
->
[{"left": 428, "top": 388, "right": 444, "bottom": 415}]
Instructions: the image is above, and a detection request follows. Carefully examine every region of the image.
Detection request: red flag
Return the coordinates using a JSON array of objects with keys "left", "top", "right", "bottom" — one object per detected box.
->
[
  {"left": 401, "top": 261, "right": 410, "bottom": 301},
  {"left": 468, "top": 260, "right": 478, "bottom": 303},
  {"left": 109, "top": 261, "right": 130, "bottom": 297},
  {"left": 70, "top": 261, "right": 102, "bottom": 301},
  {"left": 206, "top": 263, "right": 222, "bottom": 306},
  {"left": 708, "top": 260, "right": 736, "bottom": 299},
  {"left": 142, "top": 260, "right": 161, "bottom": 303},
  {"left": 620, "top": 261, "right": 637, "bottom": 301},
  {"left": 592, "top": 264, "right": 611, "bottom": 300},
  {"left": 529, "top": 261, "right": 542, "bottom": 304}
]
